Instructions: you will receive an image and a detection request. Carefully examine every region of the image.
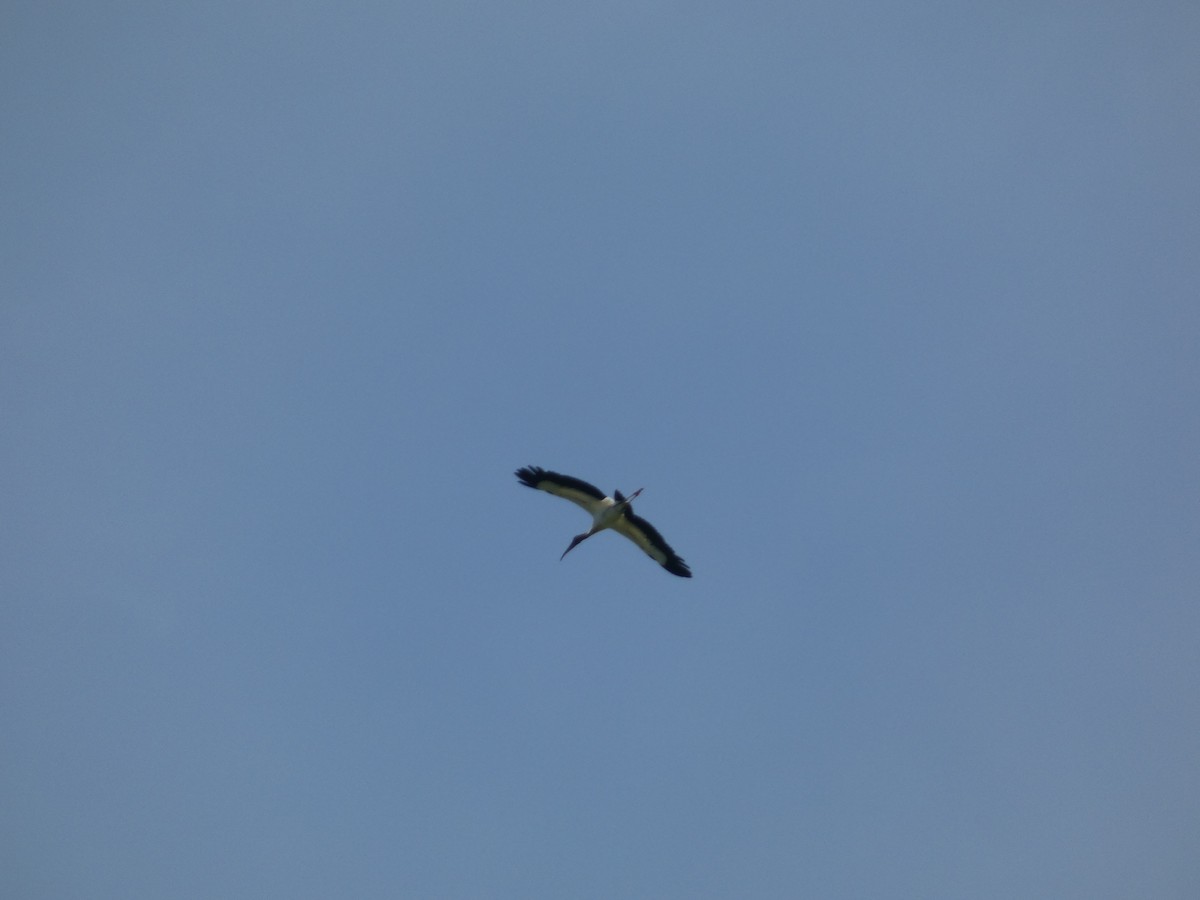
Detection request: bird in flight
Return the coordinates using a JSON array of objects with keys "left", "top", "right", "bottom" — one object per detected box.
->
[{"left": 515, "top": 466, "right": 692, "bottom": 577}]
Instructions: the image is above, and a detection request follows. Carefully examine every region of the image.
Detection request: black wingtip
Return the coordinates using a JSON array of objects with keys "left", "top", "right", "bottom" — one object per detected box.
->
[
  {"left": 515, "top": 466, "right": 544, "bottom": 488},
  {"left": 663, "top": 559, "right": 692, "bottom": 578}
]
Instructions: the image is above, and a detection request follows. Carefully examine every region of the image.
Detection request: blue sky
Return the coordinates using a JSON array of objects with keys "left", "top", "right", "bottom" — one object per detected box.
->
[{"left": 3, "top": 2, "right": 1198, "bottom": 897}]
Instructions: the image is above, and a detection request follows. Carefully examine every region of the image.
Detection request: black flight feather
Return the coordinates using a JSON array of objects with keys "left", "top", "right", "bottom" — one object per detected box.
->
[
  {"left": 514, "top": 466, "right": 605, "bottom": 501},
  {"left": 624, "top": 510, "right": 692, "bottom": 578}
]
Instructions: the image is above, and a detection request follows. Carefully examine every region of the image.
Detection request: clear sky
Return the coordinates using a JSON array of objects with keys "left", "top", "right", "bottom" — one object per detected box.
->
[{"left": 3, "top": 2, "right": 1198, "bottom": 898}]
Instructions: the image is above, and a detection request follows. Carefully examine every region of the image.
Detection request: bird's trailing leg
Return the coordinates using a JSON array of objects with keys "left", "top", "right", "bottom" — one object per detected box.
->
[{"left": 614, "top": 487, "right": 644, "bottom": 505}]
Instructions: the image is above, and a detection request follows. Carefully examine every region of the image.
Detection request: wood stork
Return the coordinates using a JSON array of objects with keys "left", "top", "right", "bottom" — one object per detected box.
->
[{"left": 515, "top": 466, "right": 692, "bottom": 577}]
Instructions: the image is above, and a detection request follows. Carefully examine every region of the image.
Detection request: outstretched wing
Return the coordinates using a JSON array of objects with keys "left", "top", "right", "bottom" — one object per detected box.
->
[
  {"left": 515, "top": 466, "right": 608, "bottom": 515},
  {"left": 612, "top": 510, "right": 692, "bottom": 578}
]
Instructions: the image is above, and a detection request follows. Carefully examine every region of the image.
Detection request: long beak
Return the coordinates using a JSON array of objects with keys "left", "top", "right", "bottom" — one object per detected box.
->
[{"left": 560, "top": 533, "right": 589, "bottom": 560}]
